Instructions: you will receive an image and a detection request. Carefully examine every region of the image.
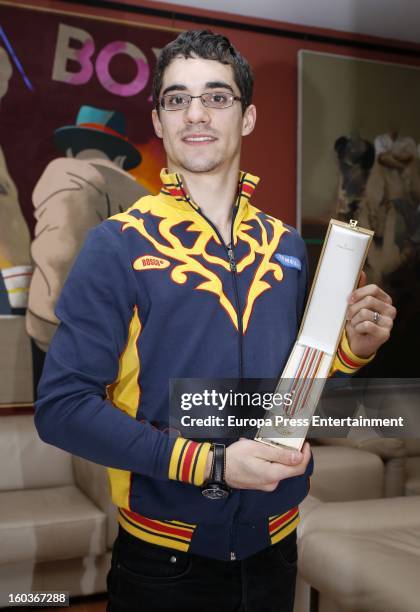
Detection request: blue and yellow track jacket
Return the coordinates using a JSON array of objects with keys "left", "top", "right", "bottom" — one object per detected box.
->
[{"left": 35, "top": 169, "right": 370, "bottom": 561}]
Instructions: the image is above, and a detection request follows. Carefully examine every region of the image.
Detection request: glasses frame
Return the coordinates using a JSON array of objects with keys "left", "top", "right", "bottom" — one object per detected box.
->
[{"left": 159, "top": 91, "right": 242, "bottom": 111}]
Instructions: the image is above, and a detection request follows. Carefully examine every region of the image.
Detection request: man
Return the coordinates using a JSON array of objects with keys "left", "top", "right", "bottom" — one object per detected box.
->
[
  {"left": 27, "top": 105, "right": 147, "bottom": 353},
  {"left": 26, "top": 105, "right": 148, "bottom": 394},
  {"left": 35, "top": 31, "right": 395, "bottom": 612}
]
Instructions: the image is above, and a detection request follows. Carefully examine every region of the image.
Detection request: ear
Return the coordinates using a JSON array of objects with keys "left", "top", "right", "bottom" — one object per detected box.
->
[
  {"left": 241, "top": 104, "right": 256, "bottom": 137},
  {"left": 152, "top": 108, "right": 163, "bottom": 139},
  {"left": 65, "top": 147, "right": 74, "bottom": 158}
]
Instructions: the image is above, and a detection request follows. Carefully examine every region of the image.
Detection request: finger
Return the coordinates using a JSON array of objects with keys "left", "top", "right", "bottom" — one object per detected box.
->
[
  {"left": 349, "top": 309, "right": 394, "bottom": 330},
  {"left": 255, "top": 442, "right": 303, "bottom": 466},
  {"left": 266, "top": 445, "right": 311, "bottom": 481},
  {"left": 357, "top": 270, "right": 367, "bottom": 289},
  {"left": 352, "top": 320, "right": 391, "bottom": 339},
  {"left": 347, "top": 296, "right": 397, "bottom": 321},
  {"left": 301, "top": 441, "right": 312, "bottom": 459},
  {"left": 299, "top": 442, "right": 312, "bottom": 468},
  {"left": 264, "top": 463, "right": 302, "bottom": 483},
  {"left": 349, "top": 283, "right": 393, "bottom": 306}
]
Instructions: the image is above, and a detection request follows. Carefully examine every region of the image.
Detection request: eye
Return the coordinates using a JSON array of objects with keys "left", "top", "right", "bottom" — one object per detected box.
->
[
  {"left": 167, "top": 94, "right": 188, "bottom": 107},
  {"left": 210, "top": 92, "right": 230, "bottom": 105}
]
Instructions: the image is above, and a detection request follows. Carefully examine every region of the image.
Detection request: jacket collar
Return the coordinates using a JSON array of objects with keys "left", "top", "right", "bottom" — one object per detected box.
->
[{"left": 159, "top": 168, "right": 260, "bottom": 216}]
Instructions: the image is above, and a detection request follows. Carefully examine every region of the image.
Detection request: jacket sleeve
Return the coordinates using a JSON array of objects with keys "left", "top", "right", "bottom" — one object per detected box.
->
[
  {"left": 329, "top": 329, "right": 375, "bottom": 376},
  {"left": 34, "top": 222, "right": 210, "bottom": 485}
]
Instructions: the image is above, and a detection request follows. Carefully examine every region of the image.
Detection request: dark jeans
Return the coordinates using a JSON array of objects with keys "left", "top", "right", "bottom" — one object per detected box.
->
[{"left": 106, "top": 526, "right": 297, "bottom": 612}]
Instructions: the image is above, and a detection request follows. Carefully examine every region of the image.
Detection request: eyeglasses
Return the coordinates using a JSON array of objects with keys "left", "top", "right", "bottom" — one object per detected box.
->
[{"left": 160, "top": 91, "right": 242, "bottom": 111}]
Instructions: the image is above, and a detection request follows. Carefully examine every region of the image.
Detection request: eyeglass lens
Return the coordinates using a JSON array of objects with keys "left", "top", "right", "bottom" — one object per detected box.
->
[{"left": 161, "top": 92, "right": 236, "bottom": 110}]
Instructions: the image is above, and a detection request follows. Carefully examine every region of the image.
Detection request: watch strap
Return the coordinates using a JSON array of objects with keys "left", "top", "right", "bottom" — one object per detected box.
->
[
  {"left": 211, "top": 443, "right": 226, "bottom": 484},
  {"left": 201, "top": 443, "right": 230, "bottom": 499}
]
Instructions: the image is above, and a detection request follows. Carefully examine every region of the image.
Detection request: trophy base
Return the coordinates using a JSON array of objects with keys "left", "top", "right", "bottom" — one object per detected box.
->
[{"left": 254, "top": 436, "right": 305, "bottom": 451}]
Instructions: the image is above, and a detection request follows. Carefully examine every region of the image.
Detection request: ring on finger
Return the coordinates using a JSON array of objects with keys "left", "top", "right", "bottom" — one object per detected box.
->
[{"left": 373, "top": 311, "right": 380, "bottom": 325}]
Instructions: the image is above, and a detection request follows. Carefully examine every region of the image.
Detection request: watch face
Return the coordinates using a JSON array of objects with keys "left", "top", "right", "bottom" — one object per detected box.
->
[{"left": 202, "top": 487, "right": 229, "bottom": 500}]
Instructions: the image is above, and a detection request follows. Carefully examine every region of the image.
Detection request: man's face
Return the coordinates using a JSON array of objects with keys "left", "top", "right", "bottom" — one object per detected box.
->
[{"left": 152, "top": 55, "right": 256, "bottom": 174}]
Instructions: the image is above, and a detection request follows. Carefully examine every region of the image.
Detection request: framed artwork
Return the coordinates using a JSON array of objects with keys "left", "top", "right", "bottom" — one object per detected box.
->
[
  {"left": 0, "top": 1, "right": 177, "bottom": 410},
  {"left": 298, "top": 50, "right": 420, "bottom": 376}
]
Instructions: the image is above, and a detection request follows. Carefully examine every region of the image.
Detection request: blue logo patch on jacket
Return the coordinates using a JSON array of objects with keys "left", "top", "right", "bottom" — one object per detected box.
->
[{"left": 275, "top": 253, "right": 302, "bottom": 270}]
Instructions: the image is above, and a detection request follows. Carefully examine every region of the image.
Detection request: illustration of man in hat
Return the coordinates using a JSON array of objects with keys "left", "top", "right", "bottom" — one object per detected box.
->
[
  {"left": 26, "top": 105, "right": 149, "bottom": 387},
  {"left": 0, "top": 44, "right": 32, "bottom": 314}
]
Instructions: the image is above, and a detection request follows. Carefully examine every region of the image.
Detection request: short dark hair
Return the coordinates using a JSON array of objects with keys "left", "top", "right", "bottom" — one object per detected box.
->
[{"left": 152, "top": 30, "right": 254, "bottom": 113}]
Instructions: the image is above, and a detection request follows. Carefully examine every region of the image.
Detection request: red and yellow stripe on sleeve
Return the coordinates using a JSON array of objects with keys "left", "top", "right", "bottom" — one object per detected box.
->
[
  {"left": 329, "top": 330, "right": 375, "bottom": 375},
  {"left": 169, "top": 438, "right": 211, "bottom": 486}
]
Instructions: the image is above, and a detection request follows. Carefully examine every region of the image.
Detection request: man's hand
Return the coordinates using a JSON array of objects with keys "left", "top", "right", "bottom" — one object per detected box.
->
[
  {"left": 204, "top": 440, "right": 311, "bottom": 491},
  {"left": 345, "top": 271, "right": 396, "bottom": 358}
]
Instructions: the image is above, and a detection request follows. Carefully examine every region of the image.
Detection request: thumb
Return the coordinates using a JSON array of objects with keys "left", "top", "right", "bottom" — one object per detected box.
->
[{"left": 357, "top": 270, "right": 367, "bottom": 289}]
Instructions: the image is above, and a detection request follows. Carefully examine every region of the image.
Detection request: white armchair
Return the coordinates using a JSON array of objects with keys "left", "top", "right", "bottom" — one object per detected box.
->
[{"left": 0, "top": 414, "right": 116, "bottom": 605}]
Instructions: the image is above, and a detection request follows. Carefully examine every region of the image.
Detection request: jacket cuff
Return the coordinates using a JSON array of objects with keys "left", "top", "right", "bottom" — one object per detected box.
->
[
  {"left": 329, "top": 329, "right": 376, "bottom": 375},
  {"left": 168, "top": 438, "right": 212, "bottom": 486}
]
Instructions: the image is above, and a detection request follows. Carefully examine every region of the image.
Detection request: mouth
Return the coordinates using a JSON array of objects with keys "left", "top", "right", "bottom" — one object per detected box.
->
[{"left": 181, "top": 135, "right": 217, "bottom": 146}]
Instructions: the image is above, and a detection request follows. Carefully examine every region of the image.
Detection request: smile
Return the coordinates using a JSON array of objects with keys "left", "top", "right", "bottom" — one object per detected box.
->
[{"left": 182, "top": 136, "right": 216, "bottom": 144}]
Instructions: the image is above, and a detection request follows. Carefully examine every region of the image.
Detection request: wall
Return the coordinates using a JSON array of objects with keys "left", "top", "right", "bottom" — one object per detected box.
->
[
  {"left": 5, "top": 0, "right": 420, "bottom": 226},
  {"left": 109, "top": 0, "right": 420, "bottom": 224}
]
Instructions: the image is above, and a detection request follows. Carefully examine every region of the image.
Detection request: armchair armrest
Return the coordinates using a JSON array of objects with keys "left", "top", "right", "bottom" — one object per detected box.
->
[
  {"left": 72, "top": 455, "right": 117, "bottom": 548},
  {"left": 315, "top": 437, "right": 406, "bottom": 460}
]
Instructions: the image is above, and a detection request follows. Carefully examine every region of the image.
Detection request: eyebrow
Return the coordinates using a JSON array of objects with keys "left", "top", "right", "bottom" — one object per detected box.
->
[
  {"left": 161, "top": 81, "right": 235, "bottom": 96},
  {"left": 161, "top": 84, "right": 188, "bottom": 96},
  {"left": 204, "top": 81, "right": 235, "bottom": 93}
]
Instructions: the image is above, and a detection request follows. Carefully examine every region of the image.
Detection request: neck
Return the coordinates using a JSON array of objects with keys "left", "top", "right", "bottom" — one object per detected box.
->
[{"left": 167, "top": 161, "right": 240, "bottom": 245}]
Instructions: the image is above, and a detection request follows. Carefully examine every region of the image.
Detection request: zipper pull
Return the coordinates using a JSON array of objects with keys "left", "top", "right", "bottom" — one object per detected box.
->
[{"left": 227, "top": 247, "right": 236, "bottom": 272}]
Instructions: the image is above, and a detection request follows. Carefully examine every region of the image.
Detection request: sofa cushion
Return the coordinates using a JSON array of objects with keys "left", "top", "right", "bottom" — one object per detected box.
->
[
  {"left": 405, "top": 439, "right": 420, "bottom": 457},
  {"left": 405, "top": 457, "right": 420, "bottom": 496},
  {"left": 0, "top": 553, "right": 111, "bottom": 606},
  {"left": 310, "top": 446, "right": 384, "bottom": 501},
  {"left": 300, "top": 529, "right": 420, "bottom": 612},
  {"left": 383, "top": 457, "right": 406, "bottom": 497},
  {"left": 299, "top": 496, "right": 420, "bottom": 536},
  {"left": 72, "top": 456, "right": 117, "bottom": 550},
  {"left": 0, "top": 415, "right": 73, "bottom": 491},
  {"left": 299, "top": 497, "right": 420, "bottom": 612},
  {"left": 316, "top": 436, "right": 406, "bottom": 459},
  {"left": 0, "top": 317, "right": 33, "bottom": 404},
  {"left": 0, "top": 485, "right": 106, "bottom": 564}
]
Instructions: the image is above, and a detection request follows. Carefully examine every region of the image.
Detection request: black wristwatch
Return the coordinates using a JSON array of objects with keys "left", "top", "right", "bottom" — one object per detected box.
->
[{"left": 202, "top": 443, "right": 230, "bottom": 500}]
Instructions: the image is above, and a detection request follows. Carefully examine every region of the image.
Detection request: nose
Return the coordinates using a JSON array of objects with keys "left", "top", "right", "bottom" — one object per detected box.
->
[{"left": 184, "top": 96, "right": 210, "bottom": 124}]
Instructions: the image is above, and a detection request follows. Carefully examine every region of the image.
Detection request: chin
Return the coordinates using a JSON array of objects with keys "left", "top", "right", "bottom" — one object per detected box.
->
[{"left": 180, "top": 156, "right": 224, "bottom": 173}]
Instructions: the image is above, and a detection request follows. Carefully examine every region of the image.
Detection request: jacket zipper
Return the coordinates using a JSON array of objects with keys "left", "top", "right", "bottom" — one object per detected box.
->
[
  {"left": 188, "top": 204, "right": 244, "bottom": 379},
  {"left": 186, "top": 200, "right": 243, "bottom": 560},
  {"left": 226, "top": 218, "right": 243, "bottom": 379},
  {"left": 229, "top": 493, "right": 241, "bottom": 561}
]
